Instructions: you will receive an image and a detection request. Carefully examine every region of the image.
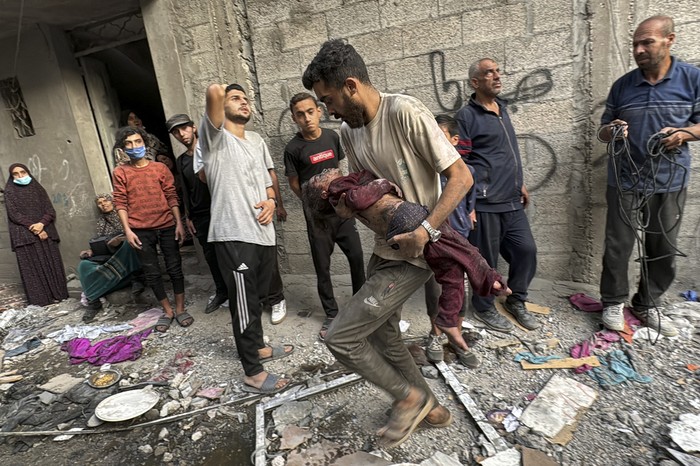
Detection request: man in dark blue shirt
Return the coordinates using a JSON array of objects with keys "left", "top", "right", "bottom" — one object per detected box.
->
[
  {"left": 454, "top": 58, "right": 540, "bottom": 333},
  {"left": 598, "top": 15, "right": 700, "bottom": 337}
]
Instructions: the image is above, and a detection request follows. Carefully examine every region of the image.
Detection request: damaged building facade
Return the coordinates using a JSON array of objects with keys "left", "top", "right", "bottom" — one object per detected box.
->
[{"left": 0, "top": 0, "right": 699, "bottom": 288}]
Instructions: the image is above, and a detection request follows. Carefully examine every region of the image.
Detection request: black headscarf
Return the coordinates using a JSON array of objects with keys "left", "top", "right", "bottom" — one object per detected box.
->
[{"left": 4, "top": 163, "right": 60, "bottom": 250}]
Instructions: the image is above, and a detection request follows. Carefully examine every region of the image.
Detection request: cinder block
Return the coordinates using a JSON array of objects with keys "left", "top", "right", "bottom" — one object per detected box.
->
[
  {"left": 279, "top": 14, "right": 329, "bottom": 51},
  {"left": 348, "top": 28, "right": 404, "bottom": 65},
  {"left": 169, "top": 0, "right": 211, "bottom": 28},
  {"left": 287, "top": 252, "right": 315, "bottom": 274},
  {"left": 674, "top": 21, "right": 700, "bottom": 62},
  {"left": 401, "top": 16, "right": 462, "bottom": 57},
  {"left": 461, "top": 3, "right": 527, "bottom": 40},
  {"left": 509, "top": 99, "right": 576, "bottom": 135},
  {"left": 532, "top": 0, "right": 574, "bottom": 34},
  {"left": 326, "top": 2, "right": 381, "bottom": 38},
  {"left": 439, "top": 42, "right": 506, "bottom": 81},
  {"left": 367, "top": 63, "right": 387, "bottom": 90},
  {"left": 246, "top": 0, "right": 343, "bottom": 28},
  {"left": 255, "top": 50, "right": 302, "bottom": 84},
  {"left": 384, "top": 55, "right": 435, "bottom": 90},
  {"left": 505, "top": 29, "right": 573, "bottom": 72},
  {"left": 379, "top": 0, "right": 438, "bottom": 28},
  {"left": 250, "top": 25, "right": 285, "bottom": 58},
  {"left": 438, "top": 0, "right": 501, "bottom": 17},
  {"left": 535, "top": 253, "right": 574, "bottom": 281}
]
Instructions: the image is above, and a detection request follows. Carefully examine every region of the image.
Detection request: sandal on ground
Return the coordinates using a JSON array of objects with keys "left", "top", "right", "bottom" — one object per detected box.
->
[
  {"left": 318, "top": 316, "right": 335, "bottom": 341},
  {"left": 155, "top": 315, "right": 173, "bottom": 333},
  {"left": 175, "top": 311, "right": 194, "bottom": 327},
  {"left": 241, "top": 373, "right": 289, "bottom": 394},
  {"left": 419, "top": 405, "right": 453, "bottom": 428},
  {"left": 259, "top": 344, "right": 295, "bottom": 364},
  {"left": 448, "top": 342, "right": 480, "bottom": 369},
  {"left": 377, "top": 391, "right": 435, "bottom": 448}
]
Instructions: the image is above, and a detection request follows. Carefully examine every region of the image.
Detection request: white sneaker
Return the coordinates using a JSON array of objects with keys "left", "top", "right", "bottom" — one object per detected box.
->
[
  {"left": 271, "top": 299, "right": 287, "bottom": 325},
  {"left": 602, "top": 303, "right": 625, "bottom": 331},
  {"left": 631, "top": 307, "right": 678, "bottom": 337}
]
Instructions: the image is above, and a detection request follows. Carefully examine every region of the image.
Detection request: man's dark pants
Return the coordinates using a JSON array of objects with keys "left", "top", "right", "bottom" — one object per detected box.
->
[
  {"left": 304, "top": 209, "right": 366, "bottom": 318},
  {"left": 600, "top": 186, "right": 686, "bottom": 310},
  {"left": 468, "top": 209, "right": 537, "bottom": 312},
  {"left": 132, "top": 226, "right": 184, "bottom": 300},
  {"left": 191, "top": 216, "right": 227, "bottom": 297},
  {"left": 215, "top": 241, "right": 275, "bottom": 377}
]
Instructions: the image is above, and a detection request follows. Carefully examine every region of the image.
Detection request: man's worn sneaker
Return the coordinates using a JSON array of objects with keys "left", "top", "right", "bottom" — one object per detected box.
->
[
  {"left": 631, "top": 307, "right": 678, "bottom": 337},
  {"left": 503, "top": 298, "right": 541, "bottom": 330},
  {"left": 601, "top": 303, "right": 625, "bottom": 331},
  {"left": 426, "top": 334, "right": 444, "bottom": 362},
  {"left": 473, "top": 307, "right": 514, "bottom": 332},
  {"left": 271, "top": 299, "right": 287, "bottom": 324}
]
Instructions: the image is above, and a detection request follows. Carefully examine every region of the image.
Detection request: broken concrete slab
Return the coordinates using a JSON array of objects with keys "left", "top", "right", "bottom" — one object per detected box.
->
[
  {"left": 286, "top": 439, "right": 345, "bottom": 466},
  {"left": 272, "top": 401, "right": 313, "bottom": 431},
  {"left": 38, "top": 373, "right": 83, "bottom": 394},
  {"left": 478, "top": 448, "right": 521, "bottom": 466},
  {"left": 519, "top": 374, "right": 597, "bottom": 445},
  {"left": 280, "top": 425, "right": 312, "bottom": 450},
  {"left": 331, "top": 451, "right": 393, "bottom": 465},
  {"left": 668, "top": 413, "right": 700, "bottom": 453},
  {"left": 419, "top": 451, "right": 464, "bottom": 465}
]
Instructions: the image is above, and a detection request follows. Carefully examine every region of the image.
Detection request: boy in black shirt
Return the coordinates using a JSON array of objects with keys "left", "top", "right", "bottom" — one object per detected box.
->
[{"left": 283, "top": 93, "right": 366, "bottom": 340}]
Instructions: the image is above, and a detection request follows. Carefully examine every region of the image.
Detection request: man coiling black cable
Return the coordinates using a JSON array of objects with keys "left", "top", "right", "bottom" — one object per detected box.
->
[{"left": 596, "top": 15, "right": 700, "bottom": 339}]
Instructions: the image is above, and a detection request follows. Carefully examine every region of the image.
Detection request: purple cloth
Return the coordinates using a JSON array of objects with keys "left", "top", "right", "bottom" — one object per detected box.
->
[
  {"left": 61, "top": 329, "right": 152, "bottom": 365},
  {"left": 569, "top": 293, "right": 604, "bottom": 312}
]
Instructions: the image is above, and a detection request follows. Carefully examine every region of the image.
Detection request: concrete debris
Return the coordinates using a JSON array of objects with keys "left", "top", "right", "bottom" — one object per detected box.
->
[
  {"left": 272, "top": 401, "right": 313, "bottom": 431},
  {"left": 520, "top": 374, "right": 597, "bottom": 445},
  {"left": 665, "top": 447, "right": 700, "bottom": 466},
  {"left": 138, "top": 444, "right": 153, "bottom": 455},
  {"left": 271, "top": 456, "right": 286, "bottom": 466},
  {"left": 286, "top": 439, "right": 343, "bottom": 466},
  {"left": 162, "top": 452, "right": 174, "bottom": 462},
  {"left": 520, "top": 446, "right": 559, "bottom": 466},
  {"left": 478, "top": 448, "right": 521, "bottom": 466},
  {"left": 154, "top": 446, "right": 167, "bottom": 457},
  {"left": 419, "top": 451, "right": 464, "bottom": 465},
  {"left": 668, "top": 413, "right": 700, "bottom": 453},
  {"left": 421, "top": 365, "right": 439, "bottom": 379},
  {"left": 280, "top": 425, "right": 312, "bottom": 450},
  {"left": 160, "top": 400, "right": 181, "bottom": 418},
  {"left": 37, "top": 373, "right": 83, "bottom": 394},
  {"left": 158, "top": 427, "right": 169, "bottom": 440},
  {"left": 38, "top": 391, "right": 57, "bottom": 405},
  {"left": 52, "top": 427, "right": 84, "bottom": 442},
  {"left": 191, "top": 431, "right": 203, "bottom": 442},
  {"left": 333, "top": 451, "right": 392, "bottom": 465}
]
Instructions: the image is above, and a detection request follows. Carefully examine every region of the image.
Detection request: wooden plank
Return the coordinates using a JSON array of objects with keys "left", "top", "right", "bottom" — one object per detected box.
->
[
  {"left": 494, "top": 300, "right": 530, "bottom": 332},
  {"left": 519, "top": 356, "right": 600, "bottom": 370},
  {"left": 526, "top": 302, "right": 551, "bottom": 315}
]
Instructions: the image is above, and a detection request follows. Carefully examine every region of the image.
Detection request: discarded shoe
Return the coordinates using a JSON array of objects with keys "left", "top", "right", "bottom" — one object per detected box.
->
[
  {"left": 473, "top": 307, "right": 513, "bottom": 332},
  {"left": 504, "top": 297, "right": 540, "bottom": 330},
  {"left": 271, "top": 299, "right": 287, "bottom": 324},
  {"left": 602, "top": 303, "right": 625, "bottom": 331},
  {"left": 631, "top": 307, "right": 678, "bottom": 337},
  {"left": 426, "top": 334, "right": 444, "bottom": 363}
]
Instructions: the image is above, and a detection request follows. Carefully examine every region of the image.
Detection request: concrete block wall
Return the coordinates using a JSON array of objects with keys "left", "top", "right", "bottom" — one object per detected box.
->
[
  {"left": 144, "top": 0, "right": 700, "bottom": 289},
  {"left": 243, "top": 0, "right": 589, "bottom": 281}
]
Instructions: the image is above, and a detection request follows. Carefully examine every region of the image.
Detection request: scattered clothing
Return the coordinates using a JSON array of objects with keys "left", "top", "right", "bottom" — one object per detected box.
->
[
  {"left": 61, "top": 329, "right": 152, "bottom": 365},
  {"left": 4, "top": 337, "right": 42, "bottom": 357},
  {"left": 127, "top": 308, "right": 164, "bottom": 335},
  {"left": 587, "top": 349, "right": 651, "bottom": 387},
  {"left": 681, "top": 290, "right": 698, "bottom": 302},
  {"left": 569, "top": 293, "right": 604, "bottom": 312}
]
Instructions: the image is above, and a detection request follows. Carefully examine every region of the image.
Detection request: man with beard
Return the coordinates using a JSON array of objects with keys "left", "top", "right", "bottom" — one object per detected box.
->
[
  {"left": 303, "top": 40, "right": 473, "bottom": 447},
  {"left": 198, "top": 83, "right": 293, "bottom": 394},
  {"left": 454, "top": 59, "right": 540, "bottom": 333},
  {"left": 597, "top": 15, "right": 700, "bottom": 337},
  {"left": 283, "top": 92, "right": 366, "bottom": 340},
  {"left": 166, "top": 113, "right": 228, "bottom": 314}
]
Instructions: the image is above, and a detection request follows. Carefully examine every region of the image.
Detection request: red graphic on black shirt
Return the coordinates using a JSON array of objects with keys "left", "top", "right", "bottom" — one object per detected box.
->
[{"left": 309, "top": 150, "right": 335, "bottom": 164}]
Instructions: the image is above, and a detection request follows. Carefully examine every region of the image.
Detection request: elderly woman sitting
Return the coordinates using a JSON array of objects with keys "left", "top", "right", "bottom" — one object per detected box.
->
[{"left": 77, "top": 194, "right": 145, "bottom": 322}]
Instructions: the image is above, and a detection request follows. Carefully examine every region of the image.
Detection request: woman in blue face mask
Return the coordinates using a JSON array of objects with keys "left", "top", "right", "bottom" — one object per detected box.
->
[{"left": 3, "top": 163, "right": 69, "bottom": 306}]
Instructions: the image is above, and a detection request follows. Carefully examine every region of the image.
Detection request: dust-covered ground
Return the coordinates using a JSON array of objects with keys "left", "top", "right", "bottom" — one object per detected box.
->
[{"left": 0, "top": 251, "right": 698, "bottom": 466}]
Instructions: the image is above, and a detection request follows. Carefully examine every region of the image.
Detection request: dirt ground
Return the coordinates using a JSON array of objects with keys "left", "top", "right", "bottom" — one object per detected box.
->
[{"left": 0, "top": 251, "right": 699, "bottom": 466}]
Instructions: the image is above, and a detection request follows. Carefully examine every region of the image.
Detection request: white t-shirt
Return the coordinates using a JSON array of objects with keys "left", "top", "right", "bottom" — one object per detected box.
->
[
  {"left": 198, "top": 115, "right": 275, "bottom": 246},
  {"left": 340, "top": 93, "right": 460, "bottom": 267}
]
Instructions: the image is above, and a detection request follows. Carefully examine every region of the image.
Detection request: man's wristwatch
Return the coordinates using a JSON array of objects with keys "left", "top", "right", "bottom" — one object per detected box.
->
[{"left": 421, "top": 220, "right": 442, "bottom": 243}]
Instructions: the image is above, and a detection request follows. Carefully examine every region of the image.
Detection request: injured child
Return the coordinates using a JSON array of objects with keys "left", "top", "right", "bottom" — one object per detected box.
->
[{"left": 303, "top": 168, "right": 510, "bottom": 336}]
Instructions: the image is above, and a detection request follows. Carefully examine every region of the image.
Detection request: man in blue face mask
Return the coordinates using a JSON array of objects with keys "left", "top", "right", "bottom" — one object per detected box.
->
[{"left": 112, "top": 126, "right": 193, "bottom": 333}]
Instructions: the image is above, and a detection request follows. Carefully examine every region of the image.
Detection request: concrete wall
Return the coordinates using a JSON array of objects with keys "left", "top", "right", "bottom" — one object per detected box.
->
[
  {"left": 226, "top": 0, "right": 698, "bottom": 288},
  {"left": 0, "top": 24, "right": 108, "bottom": 282}
]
